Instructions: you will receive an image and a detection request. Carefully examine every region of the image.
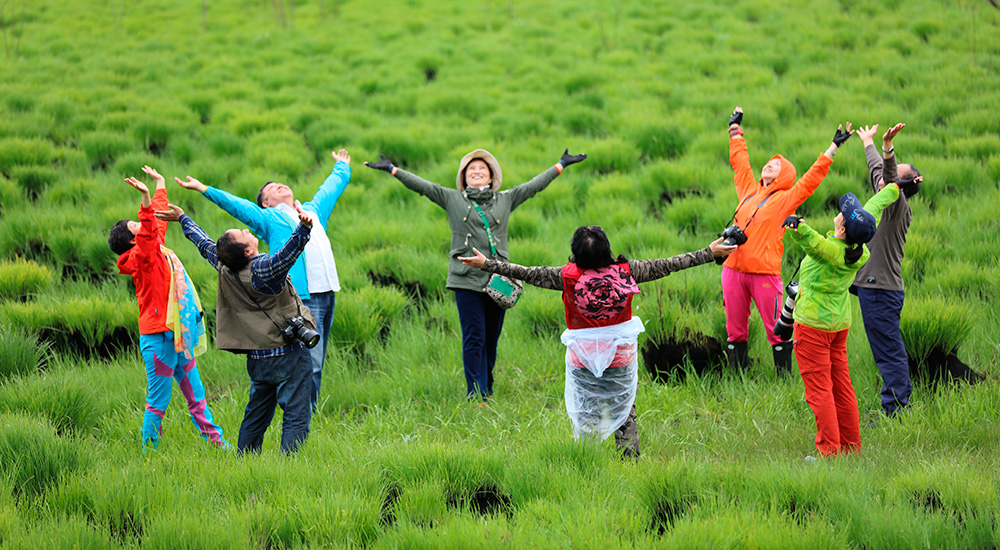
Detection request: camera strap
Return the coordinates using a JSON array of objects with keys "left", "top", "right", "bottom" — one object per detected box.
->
[
  {"left": 233, "top": 270, "right": 304, "bottom": 336},
  {"left": 724, "top": 189, "right": 778, "bottom": 232},
  {"left": 469, "top": 199, "right": 498, "bottom": 257}
]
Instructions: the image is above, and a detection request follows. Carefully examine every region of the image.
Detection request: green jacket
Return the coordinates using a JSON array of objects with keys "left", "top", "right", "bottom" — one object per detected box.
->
[
  {"left": 395, "top": 166, "right": 560, "bottom": 292},
  {"left": 790, "top": 183, "right": 900, "bottom": 332}
]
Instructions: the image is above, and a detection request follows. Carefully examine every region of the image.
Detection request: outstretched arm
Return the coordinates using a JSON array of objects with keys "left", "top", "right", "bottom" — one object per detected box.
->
[
  {"left": 177, "top": 175, "right": 270, "bottom": 238},
  {"left": 160, "top": 206, "right": 221, "bottom": 271},
  {"left": 459, "top": 248, "right": 562, "bottom": 290},
  {"left": 728, "top": 107, "right": 758, "bottom": 200},
  {"left": 880, "top": 123, "right": 905, "bottom": 185},
  {"left": 628, "top": 241, "right": 725, "bottom": 283},
  {"left": 856, "top": 124, "right": 886, "bottom": 193},
  {"left": 250, "top": 207, "right": 313, "bottom": 294},
  {"left": 304, "top": 149, "right": 351, "bottom": 225},
  {"left": 508, "top": 149, "right": 586, "bottom": 211},
  {"left": 365, "top": 154, "right": 449, "bottom": 208}
]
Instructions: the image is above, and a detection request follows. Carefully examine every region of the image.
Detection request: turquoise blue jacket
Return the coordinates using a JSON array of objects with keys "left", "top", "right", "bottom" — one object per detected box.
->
[{"left": 201, "top": 161, "right": 350, "bottom": 299}]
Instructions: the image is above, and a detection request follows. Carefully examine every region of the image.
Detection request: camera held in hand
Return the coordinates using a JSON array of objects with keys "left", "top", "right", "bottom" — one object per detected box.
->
[
  {"left": 281, "top": 316, "right": 320, "bottom": 349},
  {"left": 714, "top": 225, "right": 749, "bottom": 265},
  {"left": 773, "top": 280, "right": 800, "bottom": 341}
]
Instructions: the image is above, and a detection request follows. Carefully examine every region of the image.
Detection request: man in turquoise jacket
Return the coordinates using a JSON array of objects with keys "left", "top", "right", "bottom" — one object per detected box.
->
[{"left": 175, "top": 149, "right": 351, "bottom": 411}]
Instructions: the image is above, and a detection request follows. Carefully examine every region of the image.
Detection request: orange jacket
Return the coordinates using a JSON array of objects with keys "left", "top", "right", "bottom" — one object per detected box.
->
[
  {"left": 723, "top": 136, "right": 832, "bottom": 275},
  {"left": 117, "top": 188, "right": 172, "bottom": 334}
]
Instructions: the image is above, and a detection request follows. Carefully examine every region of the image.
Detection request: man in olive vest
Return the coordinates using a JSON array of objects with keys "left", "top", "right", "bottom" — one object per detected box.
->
[{"left": 156, "top": 203, "right": 317, "bottom": 455}]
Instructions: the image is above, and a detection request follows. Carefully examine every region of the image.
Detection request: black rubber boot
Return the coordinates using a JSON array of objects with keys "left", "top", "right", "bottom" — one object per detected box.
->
[
  {"left": 773, "top": 342, "right": 793, "bottom": 376},
  {"left": 726, "top": 340, "right": 749, "bottom": 370}
]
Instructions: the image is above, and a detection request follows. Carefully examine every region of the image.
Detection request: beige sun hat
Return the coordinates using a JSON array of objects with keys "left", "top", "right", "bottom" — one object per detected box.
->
[{"left": 456, "top": 149, "right": 503, "bottom": 191}]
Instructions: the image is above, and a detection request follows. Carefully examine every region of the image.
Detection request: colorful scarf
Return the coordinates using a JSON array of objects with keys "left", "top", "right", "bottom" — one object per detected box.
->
[{"left": 163, "top": 245, "right": 207, "bottom": 360}]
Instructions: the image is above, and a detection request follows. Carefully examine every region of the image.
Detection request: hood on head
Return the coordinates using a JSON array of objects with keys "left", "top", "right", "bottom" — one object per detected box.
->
[
  {"left": 763, "top": 154, "right": 797, "bottom": 191},
  {"left": 456, "top": 149, "right": 503, "bottom": 191}
]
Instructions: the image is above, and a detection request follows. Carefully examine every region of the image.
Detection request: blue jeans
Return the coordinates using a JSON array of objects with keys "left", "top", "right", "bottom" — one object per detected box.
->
[
  {"left": 302, "top": 291, "right": 335, "bottom": 411},
  {"left": 858, "top": 287, "right": 911, "bottom": 416},
  {"left": 237, "top": 347, "right": 313, "bottom": 455},
  {"left": 454, "top": 289, "right": 506, "bottom": 400}
]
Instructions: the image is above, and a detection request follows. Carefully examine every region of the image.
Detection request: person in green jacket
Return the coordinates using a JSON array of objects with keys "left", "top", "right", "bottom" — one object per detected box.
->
[
  {"left": 780, "top": 181, "right": 901, "bottom": 457},
  {"left": 365, "top": 149, "right": 586, "bottom": 403}
]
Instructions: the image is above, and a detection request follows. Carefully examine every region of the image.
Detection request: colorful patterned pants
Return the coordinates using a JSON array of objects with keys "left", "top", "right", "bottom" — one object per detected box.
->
[{"left": 139, "top": 331, "right": 227, "bottom": 450}]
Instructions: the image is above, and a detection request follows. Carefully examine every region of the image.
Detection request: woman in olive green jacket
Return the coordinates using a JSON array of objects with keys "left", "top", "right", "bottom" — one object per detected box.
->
[{"left": 365, "top": 149, "right": 586, "bottom": 403}]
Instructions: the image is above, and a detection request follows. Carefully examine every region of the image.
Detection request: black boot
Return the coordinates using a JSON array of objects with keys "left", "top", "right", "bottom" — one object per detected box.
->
[
  {"left": 773, "top": 342, "right": 793, "bottom": 376},
  {"left": 726, "top": 340, "right": 749, "bottom": 370}
]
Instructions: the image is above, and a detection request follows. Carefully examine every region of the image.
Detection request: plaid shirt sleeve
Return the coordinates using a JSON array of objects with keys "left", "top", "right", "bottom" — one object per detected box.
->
[
  {"left": 179, "top": 214, "right": 220, "bottom": 270},
  {"left": 249, "top": 221, "right": 311, "bottom": 295}
]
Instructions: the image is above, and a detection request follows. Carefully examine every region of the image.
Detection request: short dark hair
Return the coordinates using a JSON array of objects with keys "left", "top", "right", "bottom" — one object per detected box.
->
[
  {"left": 844, "top": 243, "right": 864, "bottom": 265},
  {"left": 256, "top": 181, "right": 278, "bottom": 208},
  {"left": 899, "top": 164, "right": 922, "bottom": 198},
  {"left": 217, "top": 231, "right": 250, "bottom": 271},
  {"left": 569, "top": 225, "right": 626, "bottom": 270},
  {"left": 108, "top": 220, "right": 135, "bottom": 256}
]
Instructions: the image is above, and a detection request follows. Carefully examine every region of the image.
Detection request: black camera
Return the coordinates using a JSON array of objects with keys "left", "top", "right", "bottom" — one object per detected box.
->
[
  {"left": 773, "top": 280, "right": 800, "bottom": 341},
  {"left": 714, "top": 225, "right": 749, "bottom": 264},
  {"left": 281, "top": 316, "right": 320, "bottom": 349}
]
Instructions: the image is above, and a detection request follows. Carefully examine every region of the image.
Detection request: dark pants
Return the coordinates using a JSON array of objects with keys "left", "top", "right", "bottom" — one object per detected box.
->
[
  {"left": 858, "top": 287, "right": 911, "bottom": 416},
  {"left": 238, "top": 347, "right": 313, "bottom": 455},
  {"left": 454, "top": 289, "right": 506, "bottom": 400},
  {"left": 302, "top": 291, "right": 335, "bottom": 412},
  {"left": 614, "top": 405, "right": 640, "bottom": 458}
]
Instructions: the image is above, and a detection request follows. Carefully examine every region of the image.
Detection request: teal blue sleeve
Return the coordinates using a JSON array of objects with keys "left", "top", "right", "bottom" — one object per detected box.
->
[
  {"left": 303, "top": 161, "right": 350, "bottom": 227},
  {"left": 202, "top": 186, "right": 270, "bottom": 239}
]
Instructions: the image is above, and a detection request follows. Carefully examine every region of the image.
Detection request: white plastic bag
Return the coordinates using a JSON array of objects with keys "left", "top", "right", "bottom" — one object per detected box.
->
[{"left": 560, "top": 316, "right": 645, "bottom": 440}]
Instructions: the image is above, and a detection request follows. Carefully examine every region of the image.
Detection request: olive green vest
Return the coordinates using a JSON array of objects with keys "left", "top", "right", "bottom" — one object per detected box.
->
[{"left": 215, "top": 262, "right": 316, "bottom": 352}]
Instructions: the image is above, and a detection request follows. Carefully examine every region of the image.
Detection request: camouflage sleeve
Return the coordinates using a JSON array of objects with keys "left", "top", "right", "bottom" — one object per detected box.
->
[
  {"left": 480, "top": 259, "right": 563, "bottom": 290},
  {"left": 628, "top": 248, "right": 715, "bottom": 283}
]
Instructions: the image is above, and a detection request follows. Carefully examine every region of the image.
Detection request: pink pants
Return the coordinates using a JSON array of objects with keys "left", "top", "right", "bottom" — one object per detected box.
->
[
  {"left": 794, "top": 323, "right": 860, "bottom": 456},
  {"left": 721, "top": 267, "right": 785, "bottom": 345}
]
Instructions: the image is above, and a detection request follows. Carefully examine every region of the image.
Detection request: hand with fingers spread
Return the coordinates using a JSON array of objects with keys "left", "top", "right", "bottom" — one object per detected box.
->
[
  {"left": 154, "top": 203, "right": 185, "bottom": 222},
  {"left": 855, "top": 124, "right": 879, "bottom": 146},
  {"left": 709, "top": 237, "right": 738, "bottom": 258},
  {"left": 882, "top": 123, "right": 905, "bottom": 153},
  {"left": 332, "top": 148, "right": 351, "bottom": 165},
  {"left": 457, "top": 247, "right": 487, "bottom": 268},
  {"left": 558, "top": 149, "right": 587, "bottom": 168},
  {"left": 782, "top": 215, "right": 803, "bottom": 230},
  {"left": 174, "top": 176, "right": 208, "bottom": 193},
  {"left": 141, "top": 165, "right": 165, "bottom": 187},
  {"left": 124, "top": 176, "right": 150, "bottom": 196},
  {"left": 364, "top": 154, "right": 396, "bottom": 174},
  {"left": 295, "top": 205, "right": 313, "bottom": 228}
]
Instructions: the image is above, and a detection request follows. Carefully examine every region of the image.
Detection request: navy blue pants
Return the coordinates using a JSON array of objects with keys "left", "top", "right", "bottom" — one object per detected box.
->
[
  {"left": 238, "top": 347, "right": 314, "bottom": 455},
  {"left": 454, "top": 289, "right": 506, "bottom": 401},
  {"left": 858, "top": 287, "right": 911, "bottom": 416},
  {"left": 302, "top": 290, "right": 335, "bottom": 412}
]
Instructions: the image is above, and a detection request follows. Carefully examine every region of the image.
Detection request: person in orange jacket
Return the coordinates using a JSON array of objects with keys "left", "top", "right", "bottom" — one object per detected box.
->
[{"left": 722, "top": 107, "right": 853, "bottom": 374}]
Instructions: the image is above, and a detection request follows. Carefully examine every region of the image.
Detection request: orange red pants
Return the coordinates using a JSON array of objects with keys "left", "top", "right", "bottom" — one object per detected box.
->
[{"left": 793, "top": 323, "right": 860, "bottom": 456}]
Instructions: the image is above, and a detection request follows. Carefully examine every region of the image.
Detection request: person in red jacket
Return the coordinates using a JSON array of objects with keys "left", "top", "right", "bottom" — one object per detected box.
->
[
  {"left": 460, "top": 226, "right": 734, "bottom": 457},
  {"left": 108, "top": 166, "right": 227, "bottom": 450},
  {"left": 722, "top": 107, "right": 853, "bottom": 374}
]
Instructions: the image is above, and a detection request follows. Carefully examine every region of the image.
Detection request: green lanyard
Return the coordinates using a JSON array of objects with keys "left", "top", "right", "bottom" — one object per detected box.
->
[{"left": 470, "top": 202, "right": 498, "bottom": 257}]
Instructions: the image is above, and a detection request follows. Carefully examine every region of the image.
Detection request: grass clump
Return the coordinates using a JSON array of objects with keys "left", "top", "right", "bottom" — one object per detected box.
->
[
  {"left": 0, "top": 138, "right": 54, "bottom": 173},
  {"left": 0, "top": 294, "right": 137, "bottom": 357},
  {"left": 900, "top": 297, "right": 974, "bottom": 366},
  {"left": 10, "top": 166, "right": 58, "bottom": 200},
  {"left": 0, "top": 258, "right": 53, "bottom": 301},
  {"left": 0, "top": 328, "right": 49, "bottom": 381},
  {"left": 330, "top": 285, "right": 408, "bottom": 352},
  {"left": 0, "top": 371, "right": 100, "bottom": 434},
  {"left": 0, "top": 413, "right": 89, "bottom": 498},
  {"left": 78, "top": 132, "right": 135, "bottom": 171}
]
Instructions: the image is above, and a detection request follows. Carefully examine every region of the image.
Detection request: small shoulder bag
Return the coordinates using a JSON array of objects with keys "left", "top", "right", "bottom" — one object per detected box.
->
[{"left": 470, "top": 202, "right": 523, "bottom": 309}]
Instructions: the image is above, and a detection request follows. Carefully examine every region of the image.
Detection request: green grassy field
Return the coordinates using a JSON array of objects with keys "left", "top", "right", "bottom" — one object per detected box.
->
[{"left": 1, "top": 0, "right": 999, "bottom": 547}]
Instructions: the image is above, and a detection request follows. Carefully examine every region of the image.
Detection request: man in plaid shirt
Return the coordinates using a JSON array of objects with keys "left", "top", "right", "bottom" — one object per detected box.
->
[{"left": 157, "top": 202, "right": 317, "bottom": 455}]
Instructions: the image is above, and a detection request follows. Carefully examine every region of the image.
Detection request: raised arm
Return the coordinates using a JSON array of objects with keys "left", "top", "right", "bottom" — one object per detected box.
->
[
  {"left": 880, "top": 123, "right": 906, "bottom": 186},
  {"left": 863, "top": 182, "right": 901, "bottom": 226},
  {"left": 176, "top": 176, "right": 270, "bottom": 238},
  {"left": 779, "top": 122, "right": 852, "bottom": 214},
  {"left": 507, "top": 149, "right": 586, "bottom": 211},
  {"left": 304, "top": 149, "right": 351, "bottom": 224},
  {"left": 165, "top": 208, "right": 220, "bottom": 270},
  {"left": 365, "top": 154, "right": 449, "bottom": 208},
  {"left": 787, "top": 222, "right": 845, "bottom": 266},
  {"left": 628, "top": 238, "right": 733, "bottom": 283},
  {"left": 856, "top": 124, "right": 885, "bottom": 193},
  {"left": 728, "top": 107, "right": 758, "bottom": 199},
  {"left": 458, "top": 247, "right": 562, "bottom": 290},
  {"left": 250, "top": 207, "right": 313, "bottom": 294}
]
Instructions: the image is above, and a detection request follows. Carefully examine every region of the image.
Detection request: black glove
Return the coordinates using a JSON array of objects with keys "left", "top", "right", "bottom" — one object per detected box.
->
[
  {"left": 364, "top": 154, "right": 395, "bottom": 172},
  {"left": 782, "top": 215, "right": 803, "bottom": 229},
  {"left": 832, "top": 127, "right": 853, "bottom": 147},
  {"left": 558, "top": 149, "right": 587, "bottom": 168},
  {"left": 729, "top": 109, "right": 743, "bottom": 127}
]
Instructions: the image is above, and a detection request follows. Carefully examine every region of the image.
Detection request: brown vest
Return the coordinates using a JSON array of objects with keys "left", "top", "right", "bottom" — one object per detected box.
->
[{"left": 215, "top": 262, "right": 316, "bottom": 352}]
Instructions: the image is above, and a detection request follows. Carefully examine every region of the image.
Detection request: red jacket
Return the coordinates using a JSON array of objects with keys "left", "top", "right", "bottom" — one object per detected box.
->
[
  {"left": 723, "top": 136, "right": 832, "bottom": 275},
  {"left": 116, "top": 188, "right": 171, "bottom": 335},
  {"left": 562, "top": 262, "right": 635, "bottom": 369}
]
